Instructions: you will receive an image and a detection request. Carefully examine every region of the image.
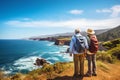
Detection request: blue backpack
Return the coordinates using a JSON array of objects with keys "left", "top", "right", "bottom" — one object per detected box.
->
[{"left": 74, "top": 35, "right": 86, "bottom": 53}]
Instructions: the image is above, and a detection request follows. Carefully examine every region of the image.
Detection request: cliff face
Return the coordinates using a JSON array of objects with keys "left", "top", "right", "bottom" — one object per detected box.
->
[
  {"left": 29, "top": 36, "right": 71, "bottom": 46},
  {"left": 54, "top": 39, "right": 71, "bottom": 45}
]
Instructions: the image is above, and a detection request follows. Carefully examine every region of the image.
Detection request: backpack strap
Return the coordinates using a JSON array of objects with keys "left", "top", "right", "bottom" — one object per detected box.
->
[{"left": 74, "top": 35, "right": 85, "bottom": 48}]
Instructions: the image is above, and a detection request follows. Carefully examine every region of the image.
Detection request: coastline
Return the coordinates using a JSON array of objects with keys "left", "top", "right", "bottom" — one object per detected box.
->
[{"left": 29, "top": 36, "right": 71, "bottom": 46}]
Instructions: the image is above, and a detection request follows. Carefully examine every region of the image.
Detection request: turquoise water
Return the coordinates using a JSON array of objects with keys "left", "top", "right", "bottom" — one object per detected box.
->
[{"left": 0, "top": 40, "right": 72, "bottom": 74}]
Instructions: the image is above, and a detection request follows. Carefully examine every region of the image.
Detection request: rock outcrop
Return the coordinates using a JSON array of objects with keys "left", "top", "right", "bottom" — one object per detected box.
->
[
  {"left": 54, "top": 38, "right": 71, "bottom": 45},
  {"left": 34, "top": 58, "right": 50, "bottom": 66}
]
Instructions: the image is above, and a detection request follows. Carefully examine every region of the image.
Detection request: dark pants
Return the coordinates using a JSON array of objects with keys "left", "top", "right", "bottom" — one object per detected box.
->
[
  {"left": 87, "top": 54, "right": 96, "bottom": 74},
  {"left": 73, "top": 53, "right": 84, "bottom": 76}
]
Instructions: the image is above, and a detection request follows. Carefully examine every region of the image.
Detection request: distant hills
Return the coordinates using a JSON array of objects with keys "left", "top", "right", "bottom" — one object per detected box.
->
[
  {"left": 97, "top": 25, "right": 120, "bottom": 41},
  {"left": 28, "top": 29, "right": 109, "bottom": 40},
  {"left": 28, "top": 25, "right": 120, "bottom": 42}
]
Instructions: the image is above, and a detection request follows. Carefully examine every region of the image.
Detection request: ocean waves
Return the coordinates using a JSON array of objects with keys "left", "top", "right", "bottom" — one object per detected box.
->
[{"left": 0, "top": 40, "right": 72, "bottom": 75}]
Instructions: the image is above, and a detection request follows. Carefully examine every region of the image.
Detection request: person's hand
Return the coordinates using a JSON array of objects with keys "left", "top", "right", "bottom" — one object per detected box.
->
[{"left": 70, "top": 53, "right": 72, "bottom": 57}]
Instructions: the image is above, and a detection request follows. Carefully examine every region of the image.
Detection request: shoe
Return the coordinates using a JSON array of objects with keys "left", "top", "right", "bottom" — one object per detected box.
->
[
  {"left": 79, "top": 74, "right": 84, "bottom": 77},
  {"left": 73, "top": 74, "right": 79, "bottom": 78},
  {"left": 85, "top": 73, "right": 92, "bottom": 77},
  {"left": 92, "top": 73, "right": 97, "bottom": 76}
]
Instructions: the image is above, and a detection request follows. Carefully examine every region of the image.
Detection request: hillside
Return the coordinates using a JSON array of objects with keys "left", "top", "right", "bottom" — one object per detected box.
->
[
  {"left": 97, "top": 25, "right": 120, "bottom": 41},
  {"left": 1, "top": 61, "right": 120, "bottom": 80},
  {"left": 28, "top": 29, "right": 109, "bottom": 41}
]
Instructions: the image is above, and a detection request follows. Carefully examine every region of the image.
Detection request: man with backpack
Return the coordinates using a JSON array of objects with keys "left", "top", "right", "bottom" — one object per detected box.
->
[
  {"left": 69, "top": 28, "right": 88, "bottom": 77},
  {"left": 86, "top": 28, "right": 98, "bottom": 77}
]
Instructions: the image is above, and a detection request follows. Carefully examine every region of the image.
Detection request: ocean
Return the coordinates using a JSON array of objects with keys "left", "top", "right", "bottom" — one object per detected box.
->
[{"left": 0, "top": 39, "right": 72, "bottom": 74}]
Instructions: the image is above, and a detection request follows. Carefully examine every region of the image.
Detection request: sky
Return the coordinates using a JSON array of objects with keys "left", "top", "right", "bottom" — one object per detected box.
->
[{"left": 0, "top": 0, "right": 120, "bottom": 39}]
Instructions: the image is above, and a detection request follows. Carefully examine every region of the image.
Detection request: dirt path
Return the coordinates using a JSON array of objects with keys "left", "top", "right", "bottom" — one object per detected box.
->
[{"left": 53, "top": 61, "right": 120, "bottom": 80}]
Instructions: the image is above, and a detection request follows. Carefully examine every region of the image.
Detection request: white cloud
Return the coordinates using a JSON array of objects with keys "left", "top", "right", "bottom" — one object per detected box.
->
[
  {"left": 5, "top": 18, "right": 120, "bottom": 30},
  {"left": 96, "top": 5, "right": 120, "bottom": 17},
  {"left": 96, "top": 9, "right": 111, "bottom": 13},
  {"left": 111, "top": 5, "right": 120, "bottom": 17},
  {"left": 69, "top": 9, "right": 83, "bottom": 15}
]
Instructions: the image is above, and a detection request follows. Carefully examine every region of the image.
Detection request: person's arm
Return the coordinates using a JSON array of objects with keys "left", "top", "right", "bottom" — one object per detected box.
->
[
  {"left": 83, "top": 37, "right": 89, "bottom": 56},
  {"left": 69, "top": 36, "right": 74, "bottom": 56},
  {"left": 86, "top": 36, "right": 90, "bottom": 46},
  {"left": 84, "top": 37, "right": 89, "bottom": 49}
]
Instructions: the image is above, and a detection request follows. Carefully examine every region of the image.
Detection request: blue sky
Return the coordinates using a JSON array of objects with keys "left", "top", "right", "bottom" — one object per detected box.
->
[{"left": 0, "top": 0, "right": 120, "bottom": 39}]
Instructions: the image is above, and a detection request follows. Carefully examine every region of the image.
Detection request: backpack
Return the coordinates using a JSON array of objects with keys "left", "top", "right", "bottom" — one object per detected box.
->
[
  {"left": 74, "top": 35, "right": 86, "bottom": 53},
  {"left": 89, "top": 35, "right": 98, "bottom": 53}
]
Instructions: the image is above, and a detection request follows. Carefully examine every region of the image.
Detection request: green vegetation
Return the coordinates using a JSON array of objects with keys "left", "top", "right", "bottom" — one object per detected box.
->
[
  {"left": 97, "top": 51, "right": 116, "bottom": 63},
  {"left": 0, "top": 71, "right": 10, "bottom": 80},
  {"left": 102, "top": 38, "right": 120, "bottom": 49},
  {"left": 10, "top": 73, "right": 23, "bottom": 80},
  {"left": 97, "top": 61, "right": 110, "bottom": 72},
  {"left": 107, "top": 45, "right": 120, "bottom": 60},
  {"left": 29, "top": 62, "right": 72, "bottom": 79},
  {"left": 0, "top": 62, "right": 73, "bottom": 80},
  {"left": 97, "top": 38, "right": 120, "bottom": 63}
]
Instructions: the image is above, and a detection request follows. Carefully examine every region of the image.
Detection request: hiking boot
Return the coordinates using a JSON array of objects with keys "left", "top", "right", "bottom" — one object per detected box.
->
[
  {"left": 79, "top": 74, "right": 84, "bottom": 77},
  {"left": 85, "top": 72, "right": 92, "bottom": 77},
  {"left": 73, "top": 74, "right": 79, "bottom": 78},
  {"left": 92, "top": 73, "right": 97, "bottom": 76}
]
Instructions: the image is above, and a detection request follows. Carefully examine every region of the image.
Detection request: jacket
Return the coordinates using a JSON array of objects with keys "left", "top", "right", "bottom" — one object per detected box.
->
[{"left": 69, "top": 33, "right": 89, "bottom": 54}]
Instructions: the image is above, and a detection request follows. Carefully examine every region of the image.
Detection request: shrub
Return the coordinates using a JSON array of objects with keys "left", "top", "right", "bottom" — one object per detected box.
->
[
  {"left": 108, "top": 45, "right": 120, "bottom": 60},
  {"left": 102, "top": 38, "right": 120, "bottom": 50},
  {"left": 0, "top": 71, "right": 10, "bottom": 80},
  {"left": 10, "top": 73, "right": 22, "bottom": 80},
  {"left": 29, "top": 68, "right": 41, "bottom": 75},
  {"left": 53, "top": 62, "right": 66, "bottom": 74},
  {"left": 97, "top": 51, "right": 115, "bottom": 63},
  {"left": 28, "top": 62, "right": 72, "bottom": 79},
  {"left": 0, "top": 71, "right": 4, "bottom": 79},
  {"left": 97, "top": 61, "right": 110, "bottom": 73}
]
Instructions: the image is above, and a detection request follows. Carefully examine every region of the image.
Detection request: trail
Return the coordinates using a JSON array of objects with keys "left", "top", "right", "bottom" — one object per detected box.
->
[
  {"left": 52, "top": 61, "right": 120, "bottom": 80},
  {"left": 9, "top": 61, "right": 120, "bottom": 80}
]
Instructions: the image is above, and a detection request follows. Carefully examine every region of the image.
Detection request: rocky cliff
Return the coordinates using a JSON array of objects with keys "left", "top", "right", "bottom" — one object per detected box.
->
[{"left": 54, "top": 38, "right": 71, "bottom": 45}]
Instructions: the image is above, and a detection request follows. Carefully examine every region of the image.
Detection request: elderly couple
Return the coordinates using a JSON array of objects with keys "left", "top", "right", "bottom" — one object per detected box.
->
[{"left": 69, "top": 28, "right": 98, "bottom": 77}]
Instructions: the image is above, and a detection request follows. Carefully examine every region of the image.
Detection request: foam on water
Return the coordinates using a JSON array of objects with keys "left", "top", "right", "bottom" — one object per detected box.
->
[
  {"left": 0, "top": 40, "right": 73, "bottom": 74},
  {"left": 13, "top": 56, "right": 39, "bottom": 71},
  {"left": 13, "top": 51, "right": 73, "bottom": 72},
  {"left": 46, "top": 57, "right": 60, "bottom": 61},
  {"left": 2, "top": 52, "right": 73, "bottom": 74},
  {"left": 47, "top": 42, "right": 54, "bottom": 46}
]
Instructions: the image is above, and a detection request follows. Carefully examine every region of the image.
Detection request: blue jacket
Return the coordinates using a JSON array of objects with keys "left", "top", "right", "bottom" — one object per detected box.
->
[{"left": 69, "top": 33, "right": 89, "bottom": 54}]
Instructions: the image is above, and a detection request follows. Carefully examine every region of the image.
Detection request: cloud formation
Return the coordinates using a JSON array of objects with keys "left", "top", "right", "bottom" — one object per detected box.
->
[
  {"left": 96, "top": 5, "right": 120, "bottom": 17},
  {"left": 69, "top": 9, "right": 83, "bottom": 15},
  {"left": 111, "top": 5, "right": 120, "bottom": 17},
  {"left": 5, "top": 18, "right": 120, "bottom": 30},
  {"left": 96, "top": 9, "right": 111, "bottom": 13}
]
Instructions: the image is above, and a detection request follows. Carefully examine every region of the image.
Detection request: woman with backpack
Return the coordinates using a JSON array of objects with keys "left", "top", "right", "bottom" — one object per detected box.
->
[{"left": 86, "top": 28, "right": 99, "bottom": 77}]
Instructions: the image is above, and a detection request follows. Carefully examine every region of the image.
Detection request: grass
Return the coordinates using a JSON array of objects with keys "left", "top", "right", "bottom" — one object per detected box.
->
[
  {"left": 102, "top": 38, "right": 120, "bottom": 50},
  {"left": 97, "top": 61, "right": 110, "bottom": 73},
  {"left": 0, "top": 60, "right": 120, "bottom": 80},
  {"left": 98, "top": 38, "right": 120, "bottom": 62},
  {"left": 96, "top": 51, "right": 115, "bottom": 63},
  {"left": 29, "top": 62, "right": 73, "bottom": 79}
]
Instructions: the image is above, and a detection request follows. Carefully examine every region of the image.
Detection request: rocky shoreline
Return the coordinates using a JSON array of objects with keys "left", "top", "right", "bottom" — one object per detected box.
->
[{"left": 29, "top": 36, "right": 71, "bottom": 46}]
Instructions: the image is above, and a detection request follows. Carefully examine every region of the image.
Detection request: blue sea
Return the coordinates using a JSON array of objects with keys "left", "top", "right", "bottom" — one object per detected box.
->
[{"left": 0, "top": 40, "right": 72, "bottom": 74}]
